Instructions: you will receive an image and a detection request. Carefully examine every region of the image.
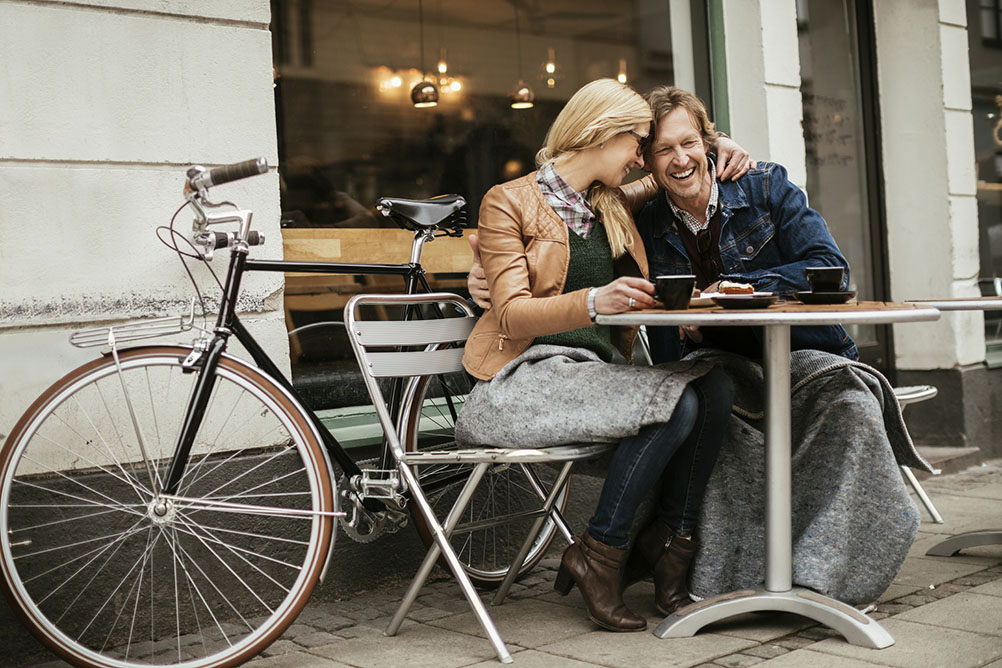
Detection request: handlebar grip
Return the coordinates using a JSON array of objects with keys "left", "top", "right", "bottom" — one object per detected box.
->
[
  {"left": 246, "top": 231, "right": 265, "bottom": 246},
  {"left": 189, "top": 158, "right": 268, "bottom": 190},
  {"left": 209, "top": 232, "right": 230, "bottom": 250}
]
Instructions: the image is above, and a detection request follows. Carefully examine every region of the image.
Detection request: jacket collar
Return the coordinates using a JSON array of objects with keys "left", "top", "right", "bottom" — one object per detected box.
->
[{"left": 652, "top": 155, "right": 749, "bottom": 239}]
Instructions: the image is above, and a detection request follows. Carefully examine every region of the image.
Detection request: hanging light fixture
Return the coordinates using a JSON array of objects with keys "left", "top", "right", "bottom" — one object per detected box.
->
[
  {"left": 617, "top": 58, "right": 628, "bottom": 84},
  {"left": 411, "top": 0, "right": 439, "bottom": 108},
  {"left": 509, "top": 0, "right": 534, "bottom": 109}
]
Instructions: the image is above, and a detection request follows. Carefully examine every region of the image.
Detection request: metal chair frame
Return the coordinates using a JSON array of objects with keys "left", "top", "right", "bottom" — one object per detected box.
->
[
  {"left": 345, "top": 293, "right": 614, "bottom": 663},
  {"left": 893, "top": 384, "right": 944, "bottom": 523}
]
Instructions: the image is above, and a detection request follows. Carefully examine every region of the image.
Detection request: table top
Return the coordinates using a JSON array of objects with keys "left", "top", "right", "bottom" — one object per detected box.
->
[
  {"left": 595, "top": 300, "right": 941, "bottom": 327},
  {"left": 906, "top": 296, "right": 1002, "bottom": 311}
]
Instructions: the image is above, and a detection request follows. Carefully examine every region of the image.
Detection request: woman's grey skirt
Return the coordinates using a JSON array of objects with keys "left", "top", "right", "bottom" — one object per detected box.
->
[{"left": 455, "top": 344, "right": 713, "bottom": 447}]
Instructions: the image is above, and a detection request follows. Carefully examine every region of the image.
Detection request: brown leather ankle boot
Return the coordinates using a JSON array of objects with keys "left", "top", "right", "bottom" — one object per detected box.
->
[
  {"left": 554, "top": 533, "right": 647, "bottom": 632},
  {"left": 633, "top": 521, "right": 697, "bottom": 615}
]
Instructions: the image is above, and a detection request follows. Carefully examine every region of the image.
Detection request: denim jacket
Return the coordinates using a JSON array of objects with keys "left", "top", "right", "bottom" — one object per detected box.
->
[{"left": 636, "top": 160, "right": 858, "bottom": 362}]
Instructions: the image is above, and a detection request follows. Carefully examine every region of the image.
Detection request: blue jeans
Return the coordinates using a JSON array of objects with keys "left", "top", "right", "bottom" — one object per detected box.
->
[{"left": 587, "top": 367, "right": 733, "bottom": 549}]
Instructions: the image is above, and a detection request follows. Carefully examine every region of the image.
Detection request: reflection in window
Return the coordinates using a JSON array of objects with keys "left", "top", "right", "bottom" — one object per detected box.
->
[
  {"left": 269, "top": 0, "right": 700, "bottom": 230},
  {"left": 981, "top": 0, "right": 1002, "bottom": 45}
]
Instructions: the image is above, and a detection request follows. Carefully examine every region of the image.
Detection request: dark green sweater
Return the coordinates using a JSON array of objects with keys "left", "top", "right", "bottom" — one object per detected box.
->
[{"left": 533, "top": 224, "right": 618, "bottom": 362}]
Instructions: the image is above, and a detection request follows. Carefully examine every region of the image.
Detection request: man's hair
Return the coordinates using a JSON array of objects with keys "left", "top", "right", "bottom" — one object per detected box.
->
[{"left": 644, "top": 85, "right": 720, "bottom": 150}]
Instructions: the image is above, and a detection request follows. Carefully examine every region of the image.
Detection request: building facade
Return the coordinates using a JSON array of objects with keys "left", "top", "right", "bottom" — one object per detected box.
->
[{"left": 1, "top": 0, "right": 999, "bottom": 457}]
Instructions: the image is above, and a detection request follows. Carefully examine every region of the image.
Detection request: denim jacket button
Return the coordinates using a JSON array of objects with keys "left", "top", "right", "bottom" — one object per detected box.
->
[{"left": 745, "top": 245, "right": 754, "bottom": 254}]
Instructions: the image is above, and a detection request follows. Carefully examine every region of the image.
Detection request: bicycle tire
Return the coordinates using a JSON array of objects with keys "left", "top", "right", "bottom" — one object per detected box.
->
[
  {"left": 399, "top": 371, "right": 569, "bottom": 587},
  {"left": 0, "top": 346, "right": 335, "bottom": 668}
]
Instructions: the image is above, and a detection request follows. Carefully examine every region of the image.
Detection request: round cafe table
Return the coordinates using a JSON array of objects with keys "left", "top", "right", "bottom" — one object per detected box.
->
[
  {"left": 597, "top": 299, "right": 940, "bottom": 648},
  {"left": 907, "top": 297, "right": 1002, "bottom": 557}
]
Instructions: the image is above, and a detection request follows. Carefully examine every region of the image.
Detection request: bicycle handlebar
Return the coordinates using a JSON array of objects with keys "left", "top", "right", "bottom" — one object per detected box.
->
[{"left": 187, "top": 158, "right": 268, "bottom": 192}]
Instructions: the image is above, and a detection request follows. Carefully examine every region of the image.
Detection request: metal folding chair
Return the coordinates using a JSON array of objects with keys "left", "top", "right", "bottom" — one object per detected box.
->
[
  {"left": 894, "top": 384, "right": 944, "bottom": 524},
  {"left": 344, "top": 293, "right": 614, "bottom": 664}
]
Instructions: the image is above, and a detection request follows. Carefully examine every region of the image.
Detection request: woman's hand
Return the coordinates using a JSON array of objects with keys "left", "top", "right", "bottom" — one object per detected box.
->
[
  {"left": 595, "top": 276, "right": 656, "bottom": 314},
  {"left": 716, "top": 137, "right": 756, "bottom": 181},
  {"left": 466, "top": 234, "right": 492, "bottom": 310}
]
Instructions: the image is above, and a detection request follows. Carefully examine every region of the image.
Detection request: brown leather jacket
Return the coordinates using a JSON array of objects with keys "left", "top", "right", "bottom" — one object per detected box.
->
[{"left": 463, "top": 172, "right": 660, "bottom": 380}]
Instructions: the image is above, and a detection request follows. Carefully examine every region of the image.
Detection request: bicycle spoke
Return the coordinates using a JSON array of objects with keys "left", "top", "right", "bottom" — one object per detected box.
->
[
  {"left": 172, "top": 515, "right": 298, "bottom": 593},
  {"left": 172, "top": 513, "right": 310, "bottom": 565},
  {"left": 11, "top": 473, "right": 146, "bottom": 521},
  {"left": 21, "top": 520, "right": 146, "bottom": 592},
  {"left": 170, "top": 517, "right": 279, "bottom": 612}
]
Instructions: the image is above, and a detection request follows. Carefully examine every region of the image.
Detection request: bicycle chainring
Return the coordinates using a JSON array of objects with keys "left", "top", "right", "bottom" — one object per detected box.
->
[{"left": 337, "top": 459, "right": 409, "bottom": 544}]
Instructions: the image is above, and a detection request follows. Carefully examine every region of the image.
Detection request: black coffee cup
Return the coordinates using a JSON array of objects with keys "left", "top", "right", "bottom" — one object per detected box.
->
[
  {"left": 654, "top": 275, "right": 696, "bottom": 310},
  {"left": 805, "top": 266, "right": 844, "bottom": 292}
]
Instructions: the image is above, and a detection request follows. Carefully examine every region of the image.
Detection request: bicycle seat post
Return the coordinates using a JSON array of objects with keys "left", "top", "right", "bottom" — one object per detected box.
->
[{"left": 410, "top": 228, "right": 435, "bottom": 266}]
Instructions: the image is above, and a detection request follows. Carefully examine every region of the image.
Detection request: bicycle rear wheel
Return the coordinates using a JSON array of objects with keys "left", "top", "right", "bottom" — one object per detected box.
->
[
  {"left": 0, "top": 346, "right": 335, "bottom": 668},
  {"left": 400, "top": 371, "right": 569, "bottom": 587}
]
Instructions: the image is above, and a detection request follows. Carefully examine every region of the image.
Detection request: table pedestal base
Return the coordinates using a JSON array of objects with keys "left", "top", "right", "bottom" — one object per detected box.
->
[
  {"left": 926, "top": 530, "right": 1002, "bottom": 556},
  {"left": 652, "top": 587, "right": 894, "bottom": 649}
]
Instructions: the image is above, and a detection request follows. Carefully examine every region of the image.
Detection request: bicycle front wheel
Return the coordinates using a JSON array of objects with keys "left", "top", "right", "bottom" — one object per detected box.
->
[
  {"left": 0, "top": 346, "right": 335, "bottom": 668},
  {"left": 400, "top": 372, "right": 568, "bottom": 587}
]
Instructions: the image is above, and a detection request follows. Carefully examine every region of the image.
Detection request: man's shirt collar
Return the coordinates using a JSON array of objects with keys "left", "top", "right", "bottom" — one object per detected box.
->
[{"left": 665, "top": 159, "right": 718, "bottom": 235}]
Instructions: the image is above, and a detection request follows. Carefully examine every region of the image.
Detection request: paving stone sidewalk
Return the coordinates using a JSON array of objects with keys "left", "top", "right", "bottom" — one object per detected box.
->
[{"left": 22, "top": 459, "right": 1002, "bottom": 668}]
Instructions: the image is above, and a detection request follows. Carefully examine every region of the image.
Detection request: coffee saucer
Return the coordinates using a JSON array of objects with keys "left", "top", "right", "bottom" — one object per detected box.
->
[
  {"left": 711, "top": 293, "right": 778, "bottom": 309},
  {"left": 795, "top": 290, "right": 857, "bottom": 305}
]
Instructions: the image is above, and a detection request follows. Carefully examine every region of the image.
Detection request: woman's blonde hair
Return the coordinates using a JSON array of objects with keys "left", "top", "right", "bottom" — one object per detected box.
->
[{"left": 536, "top": 79, "right": 653, "bottom": 258}]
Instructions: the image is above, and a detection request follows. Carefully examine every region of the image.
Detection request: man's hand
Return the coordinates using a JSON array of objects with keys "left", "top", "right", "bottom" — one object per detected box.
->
[
  {"left": 716, "top": 137, "right": 756, "bottom": 181},
  {"left": 595, "top": 276, "right": 656, "bottom": 314},
  {"left": 680, "top": 325, "right": 703, "bottom": 343},
  {"left": 466, "top": 234, "right": 492, "bottom": 310}
]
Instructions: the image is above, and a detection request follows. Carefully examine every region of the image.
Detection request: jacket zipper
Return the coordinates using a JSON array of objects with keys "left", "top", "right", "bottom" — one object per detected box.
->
[{"left": 497, "top": 334, "right": 508, "bottom": 351}]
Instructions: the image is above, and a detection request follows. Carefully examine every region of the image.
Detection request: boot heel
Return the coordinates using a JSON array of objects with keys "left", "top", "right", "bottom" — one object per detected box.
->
[{"left": 554, "top": 563, "right": 575, "bottom": 595}]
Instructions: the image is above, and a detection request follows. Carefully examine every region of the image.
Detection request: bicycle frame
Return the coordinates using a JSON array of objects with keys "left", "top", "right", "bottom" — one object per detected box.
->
[{"left": 161, "top": 233, "right": 439, "bottom": 496}]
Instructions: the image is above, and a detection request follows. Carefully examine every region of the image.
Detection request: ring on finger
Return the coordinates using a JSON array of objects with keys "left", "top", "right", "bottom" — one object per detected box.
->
[{"left": 628, "top": 297, "right": 636, "bottom": 308}]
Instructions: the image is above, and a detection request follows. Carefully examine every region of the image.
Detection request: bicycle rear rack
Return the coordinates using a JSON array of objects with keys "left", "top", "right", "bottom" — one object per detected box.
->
[{"left": 70, "top": 299, "right": 196, "bottom": 349}]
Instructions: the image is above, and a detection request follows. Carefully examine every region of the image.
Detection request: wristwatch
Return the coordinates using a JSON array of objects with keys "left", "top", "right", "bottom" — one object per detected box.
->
[{"left": 587, "top": 287, "right": 599, "bottom": 321}]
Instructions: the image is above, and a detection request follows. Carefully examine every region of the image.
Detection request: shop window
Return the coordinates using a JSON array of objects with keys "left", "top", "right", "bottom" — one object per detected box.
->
[
  {"left": 267, "top": 0, "right": 711, "bottom": 402},
  {"left": 969, "top": 1, "right": 1002, "bottom": 362}
]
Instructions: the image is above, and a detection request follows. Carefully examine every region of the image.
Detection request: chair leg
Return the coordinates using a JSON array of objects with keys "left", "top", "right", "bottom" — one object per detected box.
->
[
  {"left": 901, "top": 465, "right": 944, "bottom": 524},
  {"left": 520, "top": 463, "right": 576, "bottom": 544},
  {"left": 387, "top": 462, "right": 514, "bottom": 664},
  {"left": 493, "top": 462, "right": 575, "bottom": 605}
]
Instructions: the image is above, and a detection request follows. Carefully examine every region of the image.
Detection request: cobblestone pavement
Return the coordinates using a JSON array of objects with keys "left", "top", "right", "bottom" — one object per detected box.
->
[{"left": 19, "top": 459, "right": 1002, "bottom": 668}]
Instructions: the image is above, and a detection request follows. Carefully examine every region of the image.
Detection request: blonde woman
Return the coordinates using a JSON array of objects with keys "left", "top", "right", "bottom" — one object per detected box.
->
[{"left": 455, "top": 79, "right": 733, "bottom": 631}]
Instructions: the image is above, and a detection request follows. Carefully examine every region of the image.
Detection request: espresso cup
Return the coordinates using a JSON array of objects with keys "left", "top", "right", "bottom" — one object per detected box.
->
[
  {"left": 654, "top": 275, "right": 696, "bottom": 310},
  {"left": 805, "top": 266, "right": 844, "bottom": 292}
]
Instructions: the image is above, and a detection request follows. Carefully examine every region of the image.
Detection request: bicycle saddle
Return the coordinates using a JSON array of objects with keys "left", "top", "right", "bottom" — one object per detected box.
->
[{"left": 376, "top": 194, "right": 467, "bottom": 232}]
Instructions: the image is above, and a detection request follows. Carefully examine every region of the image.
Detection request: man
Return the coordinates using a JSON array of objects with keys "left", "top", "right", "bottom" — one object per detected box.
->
[{"left": 631, "top": 84, "right": 857, "bottom": 362}]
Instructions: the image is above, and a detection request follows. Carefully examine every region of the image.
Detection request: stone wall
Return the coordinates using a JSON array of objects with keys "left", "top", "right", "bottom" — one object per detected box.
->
[{"left": 0, "top": 0, "right": 286, "bottom": 439}]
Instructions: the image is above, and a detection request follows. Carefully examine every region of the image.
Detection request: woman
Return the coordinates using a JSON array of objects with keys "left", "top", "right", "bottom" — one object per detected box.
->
[{"left": 455, "top": 79, "right": 734, "bottom": 632}]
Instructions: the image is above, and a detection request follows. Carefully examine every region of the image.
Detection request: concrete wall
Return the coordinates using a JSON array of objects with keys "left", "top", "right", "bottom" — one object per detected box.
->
[
  {"left": 0, "top": 0, "right": 285, "bottom": 440},
  {"left": 873, "top": 0, "right": 983, "bottom": 370}
]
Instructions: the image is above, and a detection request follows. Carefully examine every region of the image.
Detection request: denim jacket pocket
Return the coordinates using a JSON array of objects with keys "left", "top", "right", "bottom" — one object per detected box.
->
[{"left": 729, "top": 215, "right": 777, "bottom": 265}]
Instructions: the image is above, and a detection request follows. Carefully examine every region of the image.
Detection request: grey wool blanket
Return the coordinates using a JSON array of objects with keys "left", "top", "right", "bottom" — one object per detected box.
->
[
  {"left": 688, "top": 348, "right": 932, "bottom": 606},
  {"left": 455, "top": 344, "right": 713, "bottom": 447}
]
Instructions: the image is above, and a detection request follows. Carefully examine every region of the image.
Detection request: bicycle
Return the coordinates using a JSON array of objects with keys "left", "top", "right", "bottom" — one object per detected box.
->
[{"left": 0, "top": 158, "right": 569, "bottom": 668}]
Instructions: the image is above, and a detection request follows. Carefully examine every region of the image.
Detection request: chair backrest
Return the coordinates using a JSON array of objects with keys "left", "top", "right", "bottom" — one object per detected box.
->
[{"left": 344, "top": 293, "right": 476, "bottom": 456}]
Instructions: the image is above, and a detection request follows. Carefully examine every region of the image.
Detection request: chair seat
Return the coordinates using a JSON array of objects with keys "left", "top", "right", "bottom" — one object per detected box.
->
[
  {"left": 401, "top": 442, "right": 614, "bottom": 465},
  {"left": 893, "top": 384, "right": 937, "bottom": 406}
]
